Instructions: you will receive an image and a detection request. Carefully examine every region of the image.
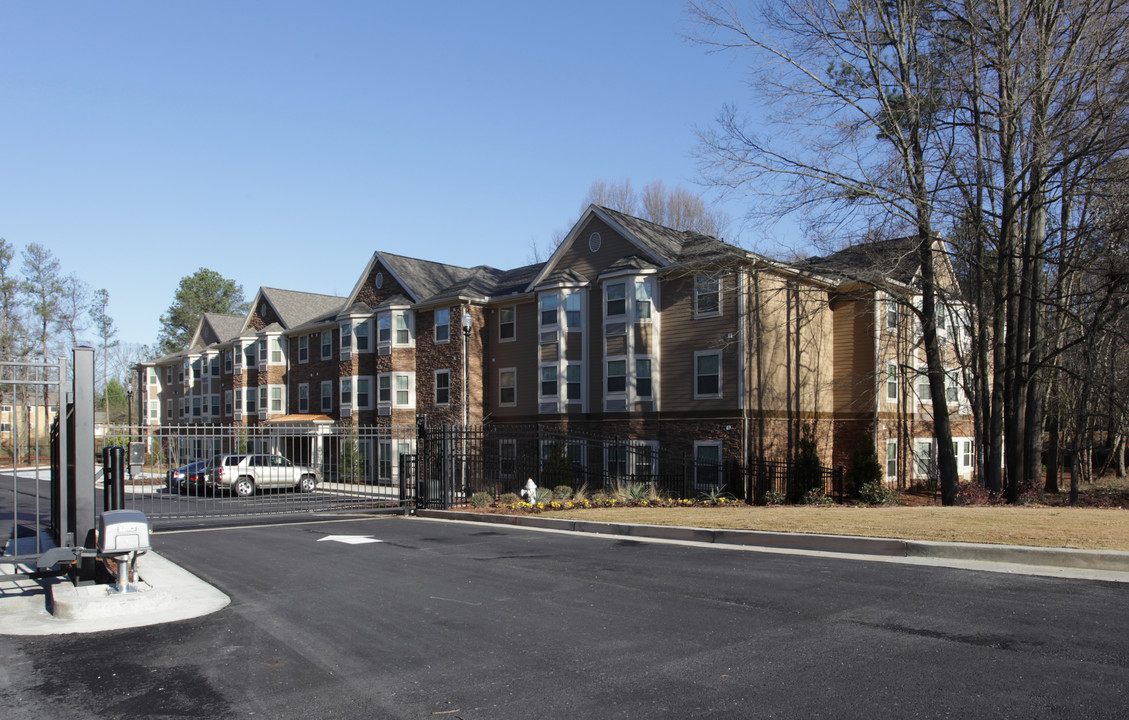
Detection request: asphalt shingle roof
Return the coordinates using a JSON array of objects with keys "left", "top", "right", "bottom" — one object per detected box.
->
[
  {"left": 259, "top": 287, "right": 348, "bottom": 329},
  {"left": 798, "top": 237, "right": 921, "bottom": 286}
]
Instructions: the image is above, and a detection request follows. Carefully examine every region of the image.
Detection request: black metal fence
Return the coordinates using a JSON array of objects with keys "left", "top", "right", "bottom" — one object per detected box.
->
[{"left": 415, "top": 423, "right": 845, "bottom": 507}]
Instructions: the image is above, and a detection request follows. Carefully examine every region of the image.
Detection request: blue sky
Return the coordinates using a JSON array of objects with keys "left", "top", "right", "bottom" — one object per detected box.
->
[{"left": 0, "top": 1, "right": 791, "bottom": 350}]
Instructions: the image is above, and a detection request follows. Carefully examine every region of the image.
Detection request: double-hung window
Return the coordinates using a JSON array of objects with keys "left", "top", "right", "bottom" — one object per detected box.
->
[
  {"left": 298, "top": 336, "right": 309, "bottom": 363},
  {"left": 224, "top": 390, "right": 233, "bottom": 416},
  {"left": 695, "top": 275, "right": 720, "bottom": 316},
  {"left": 635, "top": 280, "right": 652, "bottom": 320},
  {"left": 270, "top": 387, "right": 282, "bottom": 413},
  {"left": 298, "top": 384, "right": 309, "bottom": 413},
  {"left": 394, "top": 312, "right": 413, "bottom": 345},
  {"left": 694, "top": 442, "right": 722, "bottom": 487},
  {"left": 321, "top": 330, "right": 333, "bottom": 359},
  {"left": 886, "top": 362, "right": 898, "bottom": 401},
  {"left": 499, "top": 369, "right": 516, "bottom": 406},
  {"left": 355, "top": 320, "right": 370, "bottom": 352},
  {"left": 340, "top": 322, "right": 353, "bottom": 353},
  {"left": 565, "top": 364, "right": 581, "bottom": 402},
  {"left": 395, "top": 375, "right": 413, "bottom": 407},
  {"left": 435, "top": 370, "right": 451, "bottom": 406},
  {"left": 224, "top": 350, "right": 233, "bottom": 373},
  {"left": 694, "top": 351, "right": 721, "bottom": 399},
  {"left": 540, "top": 365, "right": 558, "bottom": 397},
  {"left": 341, "top": 378, "right": 353, "bottom": 408},
  {"left": 540, "top": 295, "right": 558, "bottom": 328},
  {"left": 499, "top": 306, "right": 515, "bottom": 341},
  {"left": 606, "top": 359, "right": 626, "bottom": 394},
  {"left": 356, "top": 377, "right": 371, "bottom": 409},
  {"left": 245, "top": 390, "right": 257, "bottom": 414},
  {"left": 378, "top": 375, "right": 391, "bottom": 405},
  {"left": 886, "top": 440, "right": 898, "bottom": 478},
  {"left": 435, "top": 308, "right": 450, "bottom": 343},
  {"left": 636, "top": 358, "right": 653, "bottom": 398},
  {"left": 270, "top": 338, "right": 282, "bottom": 364},
  {"left": 565, "top": 293, "right": 581, "bottom": 329},
  {"left": 378, "top": 314, "right": 391, "bottom": 344},
  {"left": 605, "top": 283, "right": 626, "bottom": 317},
  {"left": 321, "top": 381, "right": 332, "bottom": 412}
]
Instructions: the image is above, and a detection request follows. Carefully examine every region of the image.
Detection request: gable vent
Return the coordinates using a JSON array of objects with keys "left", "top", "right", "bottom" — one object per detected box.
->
[{"left": 589, "top": 232, "right": 602, "bottom": 253}]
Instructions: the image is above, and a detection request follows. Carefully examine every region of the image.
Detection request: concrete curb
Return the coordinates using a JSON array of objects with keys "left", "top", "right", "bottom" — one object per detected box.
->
[
  {"left": 0, "top": 551, "right": 230, "bottom": 636},
  {"left": 416, "top": 510, "right": 1129, "bottom": 573}
]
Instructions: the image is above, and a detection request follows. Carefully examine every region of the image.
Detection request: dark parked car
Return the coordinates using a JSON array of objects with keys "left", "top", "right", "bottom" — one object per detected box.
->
[{"left": 167, "top": 460, "right": 210, "bottom": 494}]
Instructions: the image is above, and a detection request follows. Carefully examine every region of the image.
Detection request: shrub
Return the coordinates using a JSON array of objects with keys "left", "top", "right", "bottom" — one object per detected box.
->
[
  {"left": 571, "top": 483, "right": 590, "bottom": 503},
  {"left": 535, "top": 488, "right": 553, "bottom": 504},
  {"left": 498, "top": 492, "right": 522, "bottom": 506},
  {"left": 857, "top": 480, "right": 899, "bottom": 506},
  {"left": 845, "top": 432, "right": 883, "bottom": 498},
  {"left": 802, "top": 488, "right": 835, "bottom": 505},
  {"left": 552, "top": 485, "right": 574, "bottom": 500},
  {"left": 763, "top": 489, "right": 787, "bottom": 506},
  {"left": 792, "top": 424, "right": 823, "bottom": 502},
  {"left": 470, "top": 491, "right": 494, "bottom": 508}
]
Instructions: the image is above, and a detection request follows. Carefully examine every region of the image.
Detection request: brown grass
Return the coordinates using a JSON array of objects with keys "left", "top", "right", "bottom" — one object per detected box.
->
[{"left": 547, "top": 505, "right": 1129, "bottom": 551}]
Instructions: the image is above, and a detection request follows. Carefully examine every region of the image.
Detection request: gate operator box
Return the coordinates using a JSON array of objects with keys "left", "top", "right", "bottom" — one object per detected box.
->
[{"left": 98, "top": 509, "right": 151, "bottom": 554}]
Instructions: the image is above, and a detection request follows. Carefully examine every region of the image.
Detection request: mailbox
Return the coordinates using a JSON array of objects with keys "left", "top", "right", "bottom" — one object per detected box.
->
[{"left": 98, "top": 509, "right": 151, "bottom": 554}]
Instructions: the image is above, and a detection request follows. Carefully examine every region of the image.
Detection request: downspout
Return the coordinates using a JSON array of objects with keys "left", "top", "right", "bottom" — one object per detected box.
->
[{"left": 737, "top": 269, "right": 748, "bottom": 496}]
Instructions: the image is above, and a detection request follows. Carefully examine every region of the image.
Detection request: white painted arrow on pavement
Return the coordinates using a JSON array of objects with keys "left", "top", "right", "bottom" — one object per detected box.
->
[{"left": 317, "top": 535, "right": 383, "bottom": 545}]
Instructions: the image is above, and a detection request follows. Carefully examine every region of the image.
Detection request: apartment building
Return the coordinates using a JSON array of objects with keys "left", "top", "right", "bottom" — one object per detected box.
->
[{"left": 137, "top": 205, "right": 972, "bottom": 486}]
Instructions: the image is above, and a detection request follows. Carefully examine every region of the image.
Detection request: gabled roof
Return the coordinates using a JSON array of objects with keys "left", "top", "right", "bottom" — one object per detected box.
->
[
  {"left": 241, "top": 287, "right": 348, "bottom": 334},
  {"left": 798, "top": 236, "right": 922, "bottom": 288},
  {"left": 528, "top": 205, "right": 747, "bottom": 291},
  {"left": 188, "top": 312, "right": 245, "bottom": 350}
]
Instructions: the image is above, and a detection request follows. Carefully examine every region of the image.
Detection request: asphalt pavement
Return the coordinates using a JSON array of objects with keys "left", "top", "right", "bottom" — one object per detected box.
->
[{"left": 3, "top": 514, "right": 1129, "bottom": 719}]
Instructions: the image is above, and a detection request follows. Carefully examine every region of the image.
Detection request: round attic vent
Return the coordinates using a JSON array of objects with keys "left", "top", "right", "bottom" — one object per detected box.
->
[
  {"left": 589, "top": 232, "right": 602, "bottom": 253},
  {"left": 375, "top": 272, "right": 384, "bottom": 289}
]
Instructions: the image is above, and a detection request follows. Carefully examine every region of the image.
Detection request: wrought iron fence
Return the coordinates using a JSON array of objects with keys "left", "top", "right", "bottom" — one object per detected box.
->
[{"left": 416, "top": 424, "right": 844, "bottom": 507}]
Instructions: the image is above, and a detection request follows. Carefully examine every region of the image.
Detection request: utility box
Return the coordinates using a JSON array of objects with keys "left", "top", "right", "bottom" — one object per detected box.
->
[
  {"left": 129, "top": 442, "right": 146, "bottom": 476},
  {"left": 98, "top": 509, "right": 150, "bottom": 554}
]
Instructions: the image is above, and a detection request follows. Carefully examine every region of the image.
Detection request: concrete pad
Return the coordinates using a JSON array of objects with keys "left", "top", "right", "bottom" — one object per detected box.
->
[{"left": 0, "top": 551, "right": 229, "bottom": 636}]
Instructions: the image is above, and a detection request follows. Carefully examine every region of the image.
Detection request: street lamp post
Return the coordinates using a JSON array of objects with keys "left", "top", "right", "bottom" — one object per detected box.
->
[
  {"left": 125, "top": 381, "right": 134, "bottom": 480},
  {"left": 461, "top": 310, "right": 473, "bottom": 493}
]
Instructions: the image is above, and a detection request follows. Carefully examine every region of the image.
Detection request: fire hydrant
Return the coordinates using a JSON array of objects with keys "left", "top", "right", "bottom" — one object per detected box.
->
[{"left": 522, "top": 478, "right": 538, "bottom": 503}]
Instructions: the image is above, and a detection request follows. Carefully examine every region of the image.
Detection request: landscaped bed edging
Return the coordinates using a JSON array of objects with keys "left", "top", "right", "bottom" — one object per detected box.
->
[{"left": 414, "top": 509, "right": 908, "bottom": 556}]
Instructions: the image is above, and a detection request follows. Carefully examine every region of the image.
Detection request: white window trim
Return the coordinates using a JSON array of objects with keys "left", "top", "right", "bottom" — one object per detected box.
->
[
  {"left": 321, "top": 380, "right": 333, "bottom": 413},
  {"left": 693, "top": 350, "right": 723, "bottom": 400},
  {"left": 539, "top": 293, "right": 559, "bottom": 330},
  {"left": 565, "top": 361, "right": 583, "bottom": 405},
  {"left": 635, "top": 355, "right": 654, "bottom": 400},
  {"left": 694, "top": 274, "right": 722, "bottom": 319},
  {"left": 321, "top": 330, "right": 333, "bottom": 360},
  {"left": 499, "top": 367, "right": 517, "bottom": 407},
  {"left": 498, "top": 305, "right": 516, "bottom": 343},
  {"left": 605, "top": 355, "right": 628, "bottom": 400},
  {"left": 393, "top": 310, "right": 415, "bottom": 347},
  {"left": 434, "top": 369, "right": 451, "bottom": 407},
  {"left": 377, "top": 371, "right": 416, "bottom": 409},
  {"left": 886, "top": 362, "right": 898, "bottom": 402},
  {"left": 298, "top": 335, "right": 309, "bottom": 364},
  {"left": 435, "top": 308, "right": 451, "bottom": 345},
  {"left": 886, "top": 440, "right": 898, "bottom": 479},
  {"left": 539, "top": 362, "right": 559, "bottom": 401},
  {"left": 297, "top": 383, "right": 309, "bottom": 414},
  {"left": 355, "top": 376, "right": 374, "bottom": 410}
]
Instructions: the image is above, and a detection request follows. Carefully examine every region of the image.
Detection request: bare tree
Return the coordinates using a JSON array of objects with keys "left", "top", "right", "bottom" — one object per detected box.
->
[
  {"left": 56, "top": 272, "right": 91, "bottom": 348},
  {"left": 90, "top": 288, "right": 118, "bottom": 419},
  {"left": 688, "top": 0, "right": 962, "bottom": 503},
  {"left": 20, "top": 243, "right": 63, "bottom": 363}
]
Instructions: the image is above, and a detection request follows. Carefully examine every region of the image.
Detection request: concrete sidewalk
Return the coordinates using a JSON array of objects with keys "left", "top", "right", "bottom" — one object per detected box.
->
[
  {"left": 416, "top": 509, "right": 1129, "bottom": 580},
  {"left": 0, "top": 551, "right": 229, "bottom": 636}
]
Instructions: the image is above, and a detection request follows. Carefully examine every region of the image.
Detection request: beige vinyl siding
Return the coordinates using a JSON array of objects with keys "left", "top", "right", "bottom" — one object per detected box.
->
[
  {"left": 659, "top": 273, "right": 740, "bottom": 412},
  {"left": 489, "top": 301, "right": 539, "bottom": 417},
  {"left": 831, "top": 292, "right": 877, "bottom": 416}
]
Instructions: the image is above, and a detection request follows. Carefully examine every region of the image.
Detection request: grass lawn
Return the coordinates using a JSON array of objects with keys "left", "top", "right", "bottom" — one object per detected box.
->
[{"left": 544, "top": 505, "right": 1129, "bottom": 551}]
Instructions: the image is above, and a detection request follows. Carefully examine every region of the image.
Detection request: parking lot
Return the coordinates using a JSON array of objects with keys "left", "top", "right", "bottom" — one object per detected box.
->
[{"left": 4, "top": 514, "right": 1129, "bottom": 719}]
